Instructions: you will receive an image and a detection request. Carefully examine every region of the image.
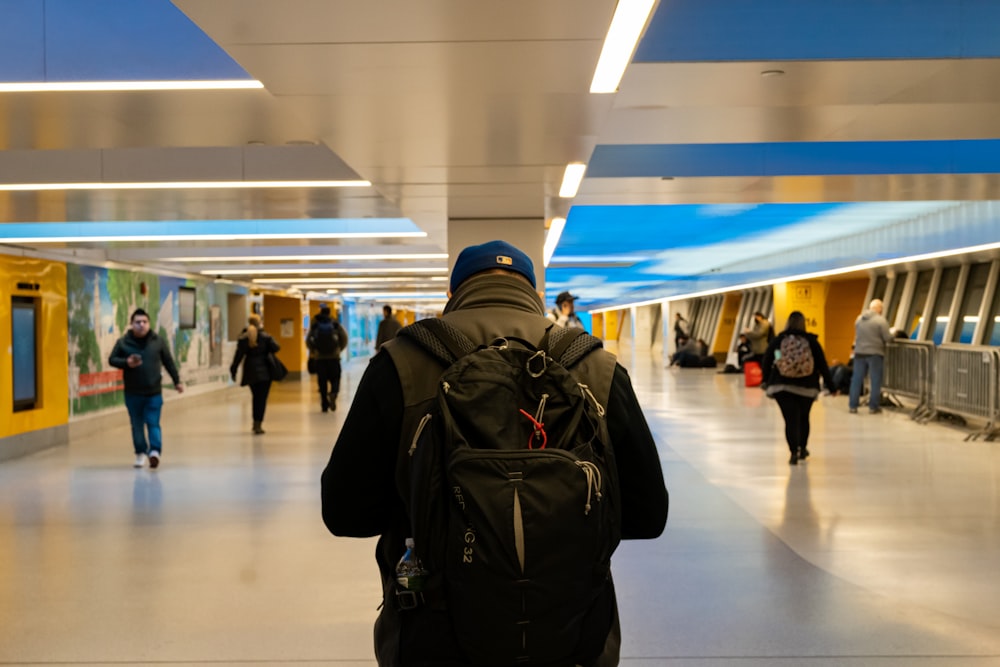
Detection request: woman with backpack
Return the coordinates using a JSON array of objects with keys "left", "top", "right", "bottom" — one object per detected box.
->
[
  {"left": 230, "top": 314, "right": 281, "bottom": 434},
  {"left": 761, "top": 311, "right": 835, "bottom": 465}
]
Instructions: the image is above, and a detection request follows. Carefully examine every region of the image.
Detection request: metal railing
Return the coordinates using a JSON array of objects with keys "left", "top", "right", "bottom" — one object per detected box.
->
[
  {"left": 933, "top": 345, "right": 1000, "bottom": 440},
  {"left": 883, "top": 340, "right": 936, "bottom": 422}
]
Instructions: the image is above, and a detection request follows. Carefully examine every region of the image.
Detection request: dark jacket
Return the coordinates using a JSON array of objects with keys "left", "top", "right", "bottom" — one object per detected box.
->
[
  {"left": 761, "top": 329, "right": 834, "bottom": 396},
  {"left": 108, "top": 331, "right": 181, "bottom": 396},
  {"left": 321, "top": 273, "right": 668, "bottom": 667},
  {"left": 375, "top": 315, "right": 402, "bottom": 349},
  {"left": 230, "top": 329, "right": 280, "bottom": 386},
  {"left": 307, "top": 313, "right": 348, "bottom": 360}
]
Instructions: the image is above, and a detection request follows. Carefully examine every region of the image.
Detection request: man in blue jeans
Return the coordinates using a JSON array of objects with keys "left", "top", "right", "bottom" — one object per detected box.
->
[
  {"left": 849, "top": 299, "right": 893, "bottom": 414},
  {"left": 109, "top": 308, "right": 184, "bottom": 468}
]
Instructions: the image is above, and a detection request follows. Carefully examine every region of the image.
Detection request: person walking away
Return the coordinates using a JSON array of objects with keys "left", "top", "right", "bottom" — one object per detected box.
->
[
  {"left": 321, "top": 239, "right": 668, "bottom": 667},
  {"left": 761, "top": 311, "right": 835, "bottom": 465},
  {"left": 743, "top": 311, "right": 773, "bottom": 363},
  {"left": 108, "top": 308, "right": 184, "bottom": 469},
  {"left": 307, "top": 304, "right": 348, "bottom": 412},
  {"left": 547, "top": 291, "right": 584, "bottom": 328},
  {"left": 230, "top": 315, "right": 280, "bottom": 434},
  {"left": 848, "top": 298, "right": 893, "bottom": 414},
  {"left": 375, "top": 304, "right": 402, "bottom": 350}
]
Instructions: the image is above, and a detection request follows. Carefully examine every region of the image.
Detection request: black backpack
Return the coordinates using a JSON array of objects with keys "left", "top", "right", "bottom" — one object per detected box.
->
[
  {"left": 313, "top": 319, "right": 338, "bottom": 354},
  {"left": 395, "top": 318, "right": 621, "bottom": 667}
]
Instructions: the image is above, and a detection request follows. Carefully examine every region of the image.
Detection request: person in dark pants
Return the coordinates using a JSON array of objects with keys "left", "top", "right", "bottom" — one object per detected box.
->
[
  {"left": 761, "top": 311, "right": 835, "bottom": 465},
  {"left": 306, "top": 304, "right": 348, "bottom": 412},
  {"left": 108, "top": 308, "right": 184, "bottom": 469},
  {"left": 321, "top": 240, "right": 668, "bottom": 667},
  {"left": 230, "top": 314, "right": 280, "bottom": 434}
]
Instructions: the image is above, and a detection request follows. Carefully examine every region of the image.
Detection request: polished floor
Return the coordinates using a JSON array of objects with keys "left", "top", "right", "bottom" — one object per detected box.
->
[{"left": 2, "top": 350, "right": 1000, "bottom": 666}]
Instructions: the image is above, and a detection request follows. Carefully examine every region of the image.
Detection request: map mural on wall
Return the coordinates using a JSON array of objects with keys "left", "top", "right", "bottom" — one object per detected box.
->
[{"left": 66, "top": 264, "right": 229, "bottom": 416}]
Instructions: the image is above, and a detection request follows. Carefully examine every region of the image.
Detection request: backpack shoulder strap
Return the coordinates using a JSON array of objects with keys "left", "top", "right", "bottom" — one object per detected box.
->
[
  {"left": 398, "top": 317, "right": 477, "bottom": 366},
  {"left": 543, "top": 325, "right": 604, "bottom": 368}
]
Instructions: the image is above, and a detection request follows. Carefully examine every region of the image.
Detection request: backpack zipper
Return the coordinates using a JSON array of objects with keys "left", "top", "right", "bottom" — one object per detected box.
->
[
  {"left": 408, "top": 413, "right": 432, "bottom": 456},
  {"left": 575, "top": 460, "right": 603, "bottom": 515},
  {"left": 578, "top": 384, "right": 606, "bottom": 417}
]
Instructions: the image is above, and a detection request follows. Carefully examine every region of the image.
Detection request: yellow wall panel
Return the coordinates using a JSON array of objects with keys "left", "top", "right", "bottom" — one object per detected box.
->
[
  {"left": 825, "top": 278, "right": 870, "bottom": 364},
  {"left": 0, "top": 256, "right": 69, "bottom": 439},
  {"left": 263, "top": 295, "right": 304, "bottom": 371},
  {"left": 774, "top": 280, "right": 828, "bottom": 342},
  {"left": 713, "top": 293, "right": 743, "bottom": 356}
]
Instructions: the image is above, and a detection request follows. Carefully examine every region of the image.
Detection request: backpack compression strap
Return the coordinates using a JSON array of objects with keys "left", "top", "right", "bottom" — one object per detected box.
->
[
  {"left": 397, "top": 317, "right": 477, "bottom": 367},
  {"left": 399, "top": 318, "right": 603, "bottom": 368},
  {"left": 545, "top": 325, "right": 604, "bottom": 368}
]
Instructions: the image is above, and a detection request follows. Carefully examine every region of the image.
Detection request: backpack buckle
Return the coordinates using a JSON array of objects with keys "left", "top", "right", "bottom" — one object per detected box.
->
[
  {"left": 395, "top": 589, "right": 424, "bottom": 610},
  {"left": 526, "top": 349, "right": 548, "bottom": 378}
]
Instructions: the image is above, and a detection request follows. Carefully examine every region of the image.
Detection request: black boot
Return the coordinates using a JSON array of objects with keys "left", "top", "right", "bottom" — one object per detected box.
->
[
  {"left": 788, "top": 451, "right": 798, "bottom": 465},
  {"left": 253, "top": 420, "right": 265, "bottom": 434}
]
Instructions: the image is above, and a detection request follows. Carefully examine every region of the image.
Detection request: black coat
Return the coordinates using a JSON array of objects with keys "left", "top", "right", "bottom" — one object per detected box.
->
[{"left": 230, "top": 330, "right": 280, "bottom": 386}]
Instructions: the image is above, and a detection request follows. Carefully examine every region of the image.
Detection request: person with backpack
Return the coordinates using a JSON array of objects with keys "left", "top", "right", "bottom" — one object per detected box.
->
[
  {"left": 321, "top": 239, "right": 668, "bottom": 667},
  {"left": 761, "top": 311, "right": 835, "bottom": 465},
  {"left": 307, "top": 304, "right": 348, "bottom": 412}
]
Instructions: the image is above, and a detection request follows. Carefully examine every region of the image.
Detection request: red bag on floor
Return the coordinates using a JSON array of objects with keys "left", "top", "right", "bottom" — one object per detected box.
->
[{"left": 744, "top": 361, "right": 763, "bottom": 387}]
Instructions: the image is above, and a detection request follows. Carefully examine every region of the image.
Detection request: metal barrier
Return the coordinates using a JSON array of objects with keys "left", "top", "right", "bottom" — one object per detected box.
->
[
  {"left": 933, "top": 345, "right": 1000, "bottom": 440},
  {"left": 883, "top": 340, "right": 936, "bottom": 422}
]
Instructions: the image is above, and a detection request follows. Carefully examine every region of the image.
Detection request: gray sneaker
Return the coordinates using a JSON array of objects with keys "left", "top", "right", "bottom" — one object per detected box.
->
[
  {"left": 133, "top": 453, "right": 148, "bottom": 468},
  {"left": 148, "top": 451, "right": 161, "bottom": 469}
]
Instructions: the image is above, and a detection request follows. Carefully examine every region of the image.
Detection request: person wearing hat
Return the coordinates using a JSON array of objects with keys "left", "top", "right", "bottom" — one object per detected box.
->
[
  {"left": 547, "top": 290, "right": 584, "bottom": 329},
  {"left": 321, "top": 239, "right": 668, "bottom": 667}
]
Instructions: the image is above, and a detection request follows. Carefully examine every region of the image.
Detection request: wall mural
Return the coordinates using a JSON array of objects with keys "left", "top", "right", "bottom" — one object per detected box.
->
[{"left": 66, "top": 264, "right": 229, "bottom": 416}]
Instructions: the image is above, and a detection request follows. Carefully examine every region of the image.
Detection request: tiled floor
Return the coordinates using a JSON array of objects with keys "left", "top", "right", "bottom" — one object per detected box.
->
[{"left": 2, "top": 351, "right": 1000, "bottom": 666}]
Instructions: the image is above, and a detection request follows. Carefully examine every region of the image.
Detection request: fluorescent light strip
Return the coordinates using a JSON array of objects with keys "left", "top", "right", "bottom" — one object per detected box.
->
[
  {"left": 5, "top": 231, "right": 425, "bottom": 244},
  {"left": 0, "top": 179, "right": 370, "bottom": 192},
  {"left": 300, "top": 282, "right": 444, "bottom": 290},
  {"left": 590, "top": 239, "right": 1000, "bottom": 313},
  {"left": 0, "top": 80, "right": 265, "bottom": 92},
  {"left": 559, "top": 163, "right": 587, "bottom": 198},
  {"left": 342, "top": 292, "right": 447, "bottom": 299},
  {"left": 590, "top": 0, "right": 657, "bottom": 94},
  {"left": 253, "top": 276, "right": 447, "bottom": 284},
  {"left": 203, "top": 260, "right": 448, "bottom": 274},
  {"left": 543, "top": 217, "right": 567, "bottom": 267},
  {"left": 186, "top": 256, "right": 447, "bottom": 264}
]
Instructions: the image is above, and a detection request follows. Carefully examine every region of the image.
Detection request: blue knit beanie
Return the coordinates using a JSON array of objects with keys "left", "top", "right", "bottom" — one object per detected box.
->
[{"left": 450, "top": 240, "right": 536, "bottom": 292}]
